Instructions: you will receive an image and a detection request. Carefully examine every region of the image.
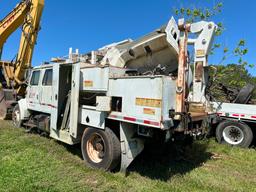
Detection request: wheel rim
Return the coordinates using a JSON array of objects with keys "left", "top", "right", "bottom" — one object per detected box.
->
[
  {"left": 222, "top": 125, "right": 244, "bottom": 145},
  {"left": 86, "top": 133, "right": 105, "bottom": 163},
  {"left": 13, "top": 109, "right": 20, "bottom": 126}
]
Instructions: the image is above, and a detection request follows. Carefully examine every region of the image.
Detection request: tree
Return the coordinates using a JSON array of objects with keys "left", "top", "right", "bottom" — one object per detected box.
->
[{"left": 207, "top": 64, "right": 256, "bottom": 102}]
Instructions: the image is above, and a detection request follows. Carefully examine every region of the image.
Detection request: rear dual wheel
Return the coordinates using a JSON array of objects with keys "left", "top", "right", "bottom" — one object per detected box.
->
[{"left": 81, "top": 127, "right": 121, "bottom": 171}]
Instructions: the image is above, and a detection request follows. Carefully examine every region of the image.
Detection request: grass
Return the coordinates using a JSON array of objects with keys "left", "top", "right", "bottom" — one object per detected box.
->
[{"left": 0, "top": 120, "right": 256, "bottom": 192}]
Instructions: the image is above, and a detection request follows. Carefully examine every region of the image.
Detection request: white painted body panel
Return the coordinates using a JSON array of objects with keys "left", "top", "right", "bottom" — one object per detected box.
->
[
  {"left": 108, "top": 76, "right": 176, "bottom": 129},
  {"left": 81, "top": 67, "right": 109, "bottom": 91},
  {"left": 18, "top": 98, "right": 30, "bottom": 120},
  {"left": 213, "top": 102, "right": 256, "bottom": 121},
  {"left": 80, "top": 66, "right": 126, "bottom": 91},
  {"left": 108, "top": 77, "right": 163, "bottom": 122},
  {"left": 80, "top": 106, "right": 107, "bottom": 129}
]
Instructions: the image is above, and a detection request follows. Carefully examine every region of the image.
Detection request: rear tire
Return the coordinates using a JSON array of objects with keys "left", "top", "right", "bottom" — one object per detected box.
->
[
  {"left": 216, "top": 120, "right": 253, "bottom": 148},
  {"left": 81, "top": 127, "right": 121, "bottom": 171},
  {"left": 12, "top": 104, "right": 22, "bottom": 128}
]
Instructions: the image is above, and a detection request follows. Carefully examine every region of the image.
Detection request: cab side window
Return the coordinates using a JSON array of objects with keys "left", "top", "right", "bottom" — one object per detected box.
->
[
  {"left": 42, "top": 69, "right": 53, "bottom": 86},
  {"left": 30, "top": 71, "right": 40, "bottom": 86}
]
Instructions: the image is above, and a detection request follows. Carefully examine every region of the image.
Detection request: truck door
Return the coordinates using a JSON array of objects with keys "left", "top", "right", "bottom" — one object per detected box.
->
[
  {"left": 70, "top": 63, "right": 80, "bottom": 138},
  {"left": 27, "top": 70, "right": 41, "bottom": 110},
  {"left": 50, "top": 64, "right": 60, "bottom": 131},
  {"left": 50, "top": 64, "right": 73, "bottom": 131},
  {"left": 40, "top": 68, "right": 53, "bottom": 114}
]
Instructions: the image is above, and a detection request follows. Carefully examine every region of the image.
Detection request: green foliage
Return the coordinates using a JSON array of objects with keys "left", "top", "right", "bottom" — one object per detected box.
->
[
  {"left": 208, "top": 64, "right": 256, "bottom": 102},
  {"left": 173, "top": 2, "right": 224, "bottom": 37},
  {"left": 173, "top": 2, "right": 223, "bottom": 23},
  {"left": 219, "top": 40, "right": 253, "bottom": 68}
]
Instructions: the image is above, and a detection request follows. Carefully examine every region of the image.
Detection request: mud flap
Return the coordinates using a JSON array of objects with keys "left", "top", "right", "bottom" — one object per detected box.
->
[{"left": 120, "top": 122, "right": 144, "bottom": 173}]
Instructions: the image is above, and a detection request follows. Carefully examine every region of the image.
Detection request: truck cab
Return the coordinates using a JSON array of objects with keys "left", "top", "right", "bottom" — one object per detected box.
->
[{"left": 27, "top": 65, "right": 53, "bottom": 114}]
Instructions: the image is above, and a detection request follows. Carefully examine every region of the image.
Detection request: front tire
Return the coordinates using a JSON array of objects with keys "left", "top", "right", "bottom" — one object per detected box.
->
[
  {"left": 12, "top": 104, "right": 22, "bottom": 128},
  {"left": 81, "top": 127, "right": 121, "bottom": 171},
  {"left": 216, "top": 120, "right": 253, "bottom": 148}
]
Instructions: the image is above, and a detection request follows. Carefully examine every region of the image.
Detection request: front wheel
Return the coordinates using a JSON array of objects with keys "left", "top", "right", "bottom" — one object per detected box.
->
[
  {"left": 216, "top": 120, "right": 253, "bottom": 148},
  {"left": 81, "top": 127, "right": 121, "bottom": 171},
  {"left": 12, "top": 104, "right": 22, "bottom": 128}
]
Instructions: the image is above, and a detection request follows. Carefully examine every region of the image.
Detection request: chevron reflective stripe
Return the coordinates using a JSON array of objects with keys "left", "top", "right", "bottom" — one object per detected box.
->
[
  {"left": 109, "top": 114, "right": 160, "bottom": 127},
  {"left": 217, "top": 112, "right": 256, "bottom": 121},
  {"left": 28, "top": 101, "right": 57, "bottom": 108},
  {"left": 232, "top": 114, "right": 245, "bottom": 117}
]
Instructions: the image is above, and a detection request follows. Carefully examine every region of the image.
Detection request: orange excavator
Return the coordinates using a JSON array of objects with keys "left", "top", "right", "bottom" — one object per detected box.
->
[{"left": 0, "top": 0, "right": 44, "bottom": 119}]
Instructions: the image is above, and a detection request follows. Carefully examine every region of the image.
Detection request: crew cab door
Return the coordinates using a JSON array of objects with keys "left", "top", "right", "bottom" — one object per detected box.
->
[
  {"left": 27, "top": 70, "right": 41, "bottom": 110},
  {"left": 50, "top": 64, "right": 60, "bottom": 131},
  {"left": 50, "top": 63, "right": 73, "bottom": 131},
  {"left": 40, "top": 68, "right": 53, "bottom": 114},
  {"left": 69, "top": 63, "right": 80, "bottom": 138}
]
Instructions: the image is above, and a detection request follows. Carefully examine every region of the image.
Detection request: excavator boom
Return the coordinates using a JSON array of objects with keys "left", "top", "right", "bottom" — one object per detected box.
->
[
  {"left": 0, "top": 1, "right": 29, "bottom": 48},
  {"left": 15, "top": 0, "right": 44, "bottom": 88},
  {"left": 0, "top": 0, "right": 44, "bottom": 119}
]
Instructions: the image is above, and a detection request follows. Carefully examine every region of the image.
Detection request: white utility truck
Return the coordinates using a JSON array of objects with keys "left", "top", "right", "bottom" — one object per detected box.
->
[{"left": 12, "top": 17, "right": 217, "bottom": 172}]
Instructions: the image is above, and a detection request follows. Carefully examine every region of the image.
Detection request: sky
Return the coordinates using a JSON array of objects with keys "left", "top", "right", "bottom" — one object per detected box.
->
[{"left": 0, "top": 0, "right": 255, "bottom": 76}]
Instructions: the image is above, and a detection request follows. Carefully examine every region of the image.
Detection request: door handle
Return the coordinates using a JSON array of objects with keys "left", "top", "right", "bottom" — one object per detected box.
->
[{"left": 55, "top": 94, "right": 58, "bottom": 100}]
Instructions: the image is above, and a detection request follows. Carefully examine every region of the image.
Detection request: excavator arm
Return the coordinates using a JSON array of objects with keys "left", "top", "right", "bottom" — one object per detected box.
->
[
  {"left": 0, "top": 0, "right": 44, "bottom": 91},
  {"left": 0, "top": 1, "right": 30, "bottom": 49},
  {"left": 14, "top": 0, "right": 44, "bottom": 89},
  {"left": 0, "top": 0, "right": 44, "bottom": 119}
]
